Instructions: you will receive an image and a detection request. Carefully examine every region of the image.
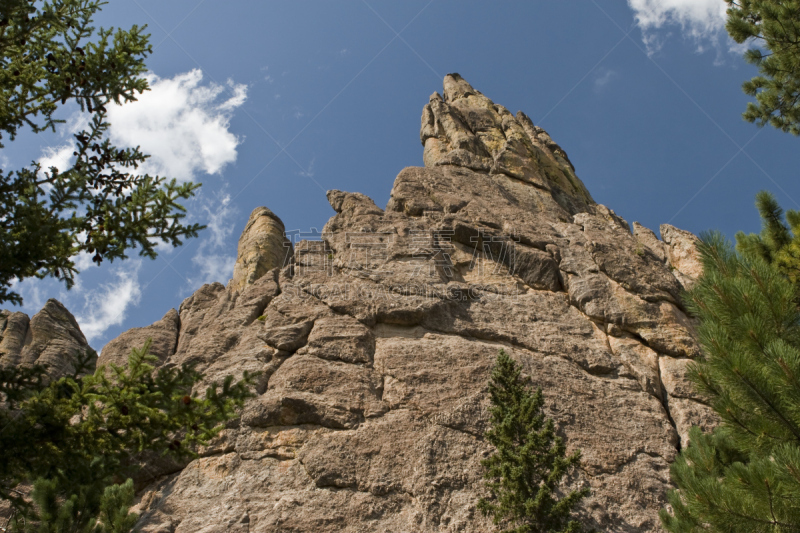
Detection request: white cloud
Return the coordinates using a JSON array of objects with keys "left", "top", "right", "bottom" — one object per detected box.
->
[
  {"left": 72, "top": 249, "right": 97, "bottom": 272},
  {"left": 190, "top": 253, "right": 236, "bottom": 288},
  {"left": 75, "top": 260, "right": 142, "bottom": 342},
  {"left": 38, "top": 143, "right": 74, "bottom": 176},
  {"left": 297, "top": 156, "right": 316, "bottom": 178},
  {"left": 594, "top": 68, "right": 616, "bottom": 91},
  {"left": 204, "top": 193, "right": 236, "bottom": 249},
  {"left": 627, "top": 0, "right": 736, "bottom": 55},
  {"left": 9, "top": 276, "right": 48, "bottom": 314},
  {"left": 186, "top": 193, "right": 237, "bottom": 288},
  {"left": 106, "top": 69, "right": 247, "bottom": 182},
  {"left": 65, "top": 111, "right": 91, "bottom": 136}
]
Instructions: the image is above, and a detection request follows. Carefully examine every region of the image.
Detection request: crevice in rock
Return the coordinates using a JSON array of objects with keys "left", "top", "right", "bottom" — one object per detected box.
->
[{"left": 656, "top": 358, "right": 681, "bottom": 452}]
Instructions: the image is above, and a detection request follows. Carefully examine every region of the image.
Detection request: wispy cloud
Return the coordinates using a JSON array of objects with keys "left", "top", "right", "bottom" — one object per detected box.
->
[
  {"left": 75, "top": 260, "right": 142, "bottom": 342},
  {"left": 627, "top": 0, "right": 740, "bottom": 56},
  {"left": 37, "top": 144, "right": 73, "bottom": 176},
  {"left": 297, "top": 156, "right": 316, "bottom": 178},
  {"left": 106, "top": 69, "right": 248, "bottom": 182},
  {"left": 186, "top": 192, "right": 237, "bottom": 289},
  {"left": 261, "top": 65, "right": 274, "bottom": 83},
  {"left": 594, "top": 68, "right": 617, "bottom": 91}
]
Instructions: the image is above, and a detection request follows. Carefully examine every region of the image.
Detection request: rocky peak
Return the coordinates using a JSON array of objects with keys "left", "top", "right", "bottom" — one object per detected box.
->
[
  {"left": 420, "top": 73, "right": 593, "bottom": 214},
  {"left": 5, "top": 76, "right": 714, "bottom": 532}
]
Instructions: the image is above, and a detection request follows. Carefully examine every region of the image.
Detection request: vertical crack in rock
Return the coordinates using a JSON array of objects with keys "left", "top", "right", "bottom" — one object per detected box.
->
[{"left": 657, "top": 358, "right": 682, "bottom": 452}]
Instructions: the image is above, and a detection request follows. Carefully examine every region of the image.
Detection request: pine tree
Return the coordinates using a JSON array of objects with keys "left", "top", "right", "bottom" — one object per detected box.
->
[
  {"left": 0, "top": 0, "right": 204, "bottom": 306},
  {"left": 735, "top": 190, "right": 800, "bottom": 287},
  {"left": 478, "top": 350, "right": 589, "bottom": 533},
  {"left": 660, "top": 232, "right": 800, "bottom": 532},
  {"left": 726, "top": 1, "right": 800, "bottom": 134},
  {"left": 0, "top": 340, "right": 256, "bottom": 532}
]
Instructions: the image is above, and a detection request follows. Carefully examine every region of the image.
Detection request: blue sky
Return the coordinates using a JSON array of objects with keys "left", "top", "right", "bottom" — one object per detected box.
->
[{"left": 6, "top": 0, "right": 800, "bottom": 351}]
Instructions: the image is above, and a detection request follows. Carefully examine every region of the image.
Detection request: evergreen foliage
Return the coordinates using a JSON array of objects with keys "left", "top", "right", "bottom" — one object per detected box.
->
[
  {"left": 660, "top": 232, "right": 800, "bottom": 532},
  {"left": 0, "top": 340, "right": 256, "bottom": 532},
  {"left": 726, "top": 1, "right": 800, "bottom": 134},
  {"left": 0, "top": 0, "right": 204, "bottom": 306},
  {"left": 736, "top": 190, "right": 800, "bottom": 287},
  {"left": 478, "top": 350, "right": 589, "bottom": 533}
]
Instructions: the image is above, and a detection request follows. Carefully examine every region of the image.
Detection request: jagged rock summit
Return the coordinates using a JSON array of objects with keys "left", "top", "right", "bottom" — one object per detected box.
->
[{"left": 2, "top": 75, "right": 713, "bottom": 532}]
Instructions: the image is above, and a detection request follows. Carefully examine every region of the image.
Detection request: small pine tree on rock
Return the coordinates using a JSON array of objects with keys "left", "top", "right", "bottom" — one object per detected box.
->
[{"left": 478, "top": 350, "right": 589, "bottom": 533}]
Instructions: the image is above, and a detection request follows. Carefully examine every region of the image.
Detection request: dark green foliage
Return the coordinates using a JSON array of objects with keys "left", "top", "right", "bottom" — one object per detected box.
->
[
  {"left": 736, "top": 190, "right": 800, "bottom": 287},
  {"left": 0, "top": 0, "right": 204, "bottom": 306},
  {"left": 0, "top": 340, "right": 256, "bottom": 532},
  {"left": 20, "top": 477, "right": 137, "bottom": 533},
  {"left": 726, "top": 1, "right": 800, "bottom": 134},
  {"left": 660, "top": 232, "right": 800, "bottom": 531},
  {"left": 478, "top": 350, "right": 589, "bottom": 533}
]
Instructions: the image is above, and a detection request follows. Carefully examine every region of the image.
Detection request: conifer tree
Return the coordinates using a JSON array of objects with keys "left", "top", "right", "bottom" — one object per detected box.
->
[
  {"left": 0, "top": 0, "right": 204, "bottom": 306},
  {"left": 478, "top": 350, "right": 589, "bottom": 533},
  {"left": 735, "top": 190, "right": 800, "bottom": 287},
  {"left": 726, "top": 1, "right": 800, "bottom": 134},
  {"left": 660, "top": 232, "right": 800, "bottom": 532},
  {"left": 0, "top": 340, "right": 256, "bottom": 532}
]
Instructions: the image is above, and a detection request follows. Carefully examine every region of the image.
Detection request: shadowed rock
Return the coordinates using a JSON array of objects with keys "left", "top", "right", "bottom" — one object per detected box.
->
[{"left": 98, "top": 309, "right": 180, "bottom": 368}]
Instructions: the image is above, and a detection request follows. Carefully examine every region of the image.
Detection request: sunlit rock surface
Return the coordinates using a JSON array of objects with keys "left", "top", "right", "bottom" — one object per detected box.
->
[{"left": 6, "top": 75, "right": 716, "bottom": 533}]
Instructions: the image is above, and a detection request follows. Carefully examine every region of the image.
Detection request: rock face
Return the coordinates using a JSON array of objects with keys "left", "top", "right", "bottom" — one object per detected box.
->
[
  {"left": 0, "top": 299, "right": 90, "bottom": 377},
  {"left": 5, "top": 75, "right": 715, "bottom": 532},
  {"left": 229, "top": 206, "right": 294, "bottom": 293}
]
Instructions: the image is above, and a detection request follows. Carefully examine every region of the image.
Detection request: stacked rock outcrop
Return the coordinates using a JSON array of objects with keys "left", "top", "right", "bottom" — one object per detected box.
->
[
  {"left": 0, "top": 299, "right": 89, "bottom": 378},
  {"left": 2, "top": 74, "right": 715, "bottom": 532}
]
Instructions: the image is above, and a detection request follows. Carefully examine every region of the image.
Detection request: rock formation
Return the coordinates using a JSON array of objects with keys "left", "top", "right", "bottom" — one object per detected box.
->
[
  {"left": 230, "top": 206, "right": 294, "bottom": 294},
  {"left": 0, "top": 299, "right": 89, "bottom": 378},
  {"left": 1, "top": 74, "right": 716, "bottom": 532}
]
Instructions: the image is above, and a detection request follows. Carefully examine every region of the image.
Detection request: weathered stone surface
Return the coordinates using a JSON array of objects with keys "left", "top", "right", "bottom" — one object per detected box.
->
[
  {"left": 230, "top": 207, "right": 293, "bottom": 293},
  {"left": 9, "top": 75, "right": 719, "bottom": 532},
  {"left": 0, "top": 299, "right": 89, "bottom": 377},
  {"left": 297, "top": 315, "right": 375, "bottom": 364},
  {"left": 420, "top": 74, "right": 593, "bottom": 214},
  {"left": 633, "top": 222, "right": 667, "bottom": 263},
  {"left": 667, "top": 397, "right": 718, "bottom": 448},
  {"left": 98, "top": 309, "right": 179, "bottom": 368},
  {"left": 608, "top": 334, "right": 662, "bottom": 400},
  {"left": 661, "top": 223, "right": 703, "bottom": 290}
]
